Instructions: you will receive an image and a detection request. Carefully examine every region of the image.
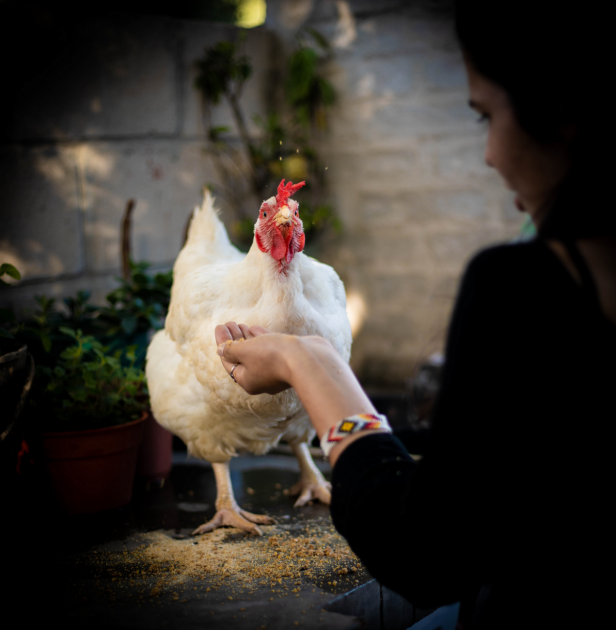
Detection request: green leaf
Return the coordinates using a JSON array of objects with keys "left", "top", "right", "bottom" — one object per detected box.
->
[
  {"left": 154, "top": 271, "right": 173, "bottom": 287},
  {"left": 59, "top": 327, "right": 77, "bottom": 338},
  {"left": 133, "top": 272, "right": 148, "bottom": 287},
  {"left": 70, "top": 389, "right": 88, "bottom": 402},
  {"left": 122, "top": 316, "right": 138, "bottom": 335},
  {"left": 60, "top": 346, "right": 81, "bottom": 360},
  {"left": 83, "top": 372, "right": 97, "bottom": 389},
  {"left": 125, "top": 384, "right": 137, "bottom": 396},
  {"left": 209, "top": 125, "right": 232, "bottom": 142},
  {"left": 106, "top": 289, "right": 122, "bottom": 305},
  {"left": 0, "top": 263, "right": 21, "bottom": 280},
  {"left": 106, "top": 356, "right": 121, "bottom": 370},
  {"left": 194, "top": 39, "right": 253, "bottom": 105},
  {"left": 0, "top": 308, "right": 16, "bottom": 323},
  {"left": 317, "top": 77, "right": 336, "bottom": 107},
  {"left": 305, "top": 28, "right": 331, "bottom": 52},
  {"left": 0, "top": 328, "right": 14, "bottom": 339},
  {"left": 287, "top": 48, "right": 318, "bottom": 102},
  {"left": 90, "top": 338, "right": 105, "bottom": 352},
  {"left": 40, "top": 333, "right": 52, "bottom": 353}
]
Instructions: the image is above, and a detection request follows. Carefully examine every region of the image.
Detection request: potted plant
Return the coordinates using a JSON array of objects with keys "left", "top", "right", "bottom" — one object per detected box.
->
[
  {"left": 20, "top": 269, "right": 174, "bottom": 486},
  {"left": 64, "top": 262, "right": 174, "bottom": 483},
  {"left": 98, "top": 263, "right": 174, "bottom": 482},
  {"left": 29, "top": 327, "right": 148, "bottom": 513},
  {"left": 94, "top": 199, "right": 174, "bottom": 483}
]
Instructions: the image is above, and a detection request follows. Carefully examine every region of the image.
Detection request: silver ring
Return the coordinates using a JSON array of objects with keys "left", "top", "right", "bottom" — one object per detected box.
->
[{"left": 230, "top": 364, "right": 238, "bottom": 383}]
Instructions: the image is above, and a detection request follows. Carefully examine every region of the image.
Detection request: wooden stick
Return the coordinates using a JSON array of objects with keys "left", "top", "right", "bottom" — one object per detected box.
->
[{"left": 122, "top": 199, "right": 136, "bottom": 280}]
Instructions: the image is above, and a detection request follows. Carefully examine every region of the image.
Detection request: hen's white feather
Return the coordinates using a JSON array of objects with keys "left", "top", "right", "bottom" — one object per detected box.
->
[{"left": 146, "top": 191, "right": 351, "bottom": 463}]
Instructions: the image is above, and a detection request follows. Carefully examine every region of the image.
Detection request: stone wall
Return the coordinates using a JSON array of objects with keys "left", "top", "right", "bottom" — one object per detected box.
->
[
  {"left": 266, "top": 0, "right": 523, "bottom": 385},
  {"left": 0, "top": 13, "right": 276, "bottom": 305},
  {"left": 0, "top": 1, "right": 524, "bottom": 388}
]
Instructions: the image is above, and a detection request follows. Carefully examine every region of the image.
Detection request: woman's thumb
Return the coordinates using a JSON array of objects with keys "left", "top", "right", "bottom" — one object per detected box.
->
[{"left": 218, "top": 339, "right": 241, "bottom": 361}]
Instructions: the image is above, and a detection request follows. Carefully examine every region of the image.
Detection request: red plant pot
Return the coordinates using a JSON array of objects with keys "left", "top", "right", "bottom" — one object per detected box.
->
[
  {"left": 136, "top": 410, "right": 173, "bottom": 481},
  {"left": 42, "top": 414, "right": 146, "bottom": 514}
]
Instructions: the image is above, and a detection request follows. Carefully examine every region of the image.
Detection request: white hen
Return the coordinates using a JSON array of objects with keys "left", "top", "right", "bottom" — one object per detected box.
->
[{"left": 146, "top": 180, "right": 352, "bottom": 535}]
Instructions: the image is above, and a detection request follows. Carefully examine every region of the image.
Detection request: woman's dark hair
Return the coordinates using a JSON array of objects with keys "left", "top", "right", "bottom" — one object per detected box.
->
[{"left": 455, "top": 0, "right": 615, "bottom": 238}]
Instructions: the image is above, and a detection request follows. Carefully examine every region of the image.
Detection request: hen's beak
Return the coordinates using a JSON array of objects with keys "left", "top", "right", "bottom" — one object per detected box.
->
[{"left": 275, "top": 205, "right": 293, "bottom": 227}]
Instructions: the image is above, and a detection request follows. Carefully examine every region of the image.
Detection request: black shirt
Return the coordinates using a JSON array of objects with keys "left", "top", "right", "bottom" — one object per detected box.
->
[{"left": 330, "top": 239, "right": 615, "bottom": 628}]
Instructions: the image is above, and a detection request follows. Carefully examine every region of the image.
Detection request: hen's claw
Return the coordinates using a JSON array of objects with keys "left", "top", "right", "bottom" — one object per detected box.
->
[
  {"left": 192, "top": 508, "right": 275, "bottom": 536},
  {"left": 289, "top": 441, "right": 332, "bottom": 507},
  {"left": 193, "top": 462, "right": 275, "bottom": 536},
  {"left": 289, "top": 480, "right": 332, "bottom": 507}
]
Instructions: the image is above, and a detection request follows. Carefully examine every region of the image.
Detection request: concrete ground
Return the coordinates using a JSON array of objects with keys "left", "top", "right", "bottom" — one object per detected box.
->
[{"left": 5, "top": 452, "right": 376, "bottom": 630}]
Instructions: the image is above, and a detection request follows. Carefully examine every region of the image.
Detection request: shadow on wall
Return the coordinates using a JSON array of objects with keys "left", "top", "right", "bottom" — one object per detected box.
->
[{"left": 0, "top": 2, "right": 273, "bottom": 307}]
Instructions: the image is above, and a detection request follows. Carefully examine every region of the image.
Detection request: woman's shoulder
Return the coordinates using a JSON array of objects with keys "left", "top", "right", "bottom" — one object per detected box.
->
[
  {"left": 465, "top": 238, "right": 563, "bottom": 291},
  {"left": 459, "top": 238, "right": 576, "bottom": 318},
  {"left": 468, "top": 238, "right": 549, "bottom": 274}
]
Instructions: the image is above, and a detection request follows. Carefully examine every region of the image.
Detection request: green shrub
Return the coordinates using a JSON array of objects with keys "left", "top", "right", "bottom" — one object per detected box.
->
[
  {"left": 31, "top": 328, "right": 146, "bottom": 432},
  {"left": 1, "top": 260, "right": 169, "bottom": 431},
  {"left": 96, "top": 261, "right": 172, "bottom": 367}
]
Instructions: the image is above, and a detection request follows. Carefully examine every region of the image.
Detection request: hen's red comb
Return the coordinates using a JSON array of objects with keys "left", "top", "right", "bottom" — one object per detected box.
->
[{"left": 276, "top": 179, "right": 305, "bottom": 207}]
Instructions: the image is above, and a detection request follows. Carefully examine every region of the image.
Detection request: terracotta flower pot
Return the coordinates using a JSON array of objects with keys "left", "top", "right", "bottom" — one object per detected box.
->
[
  {"left": 42, "top": 414, "right": 146, "bottom": 514},
  {"left": 136, "top": 410, "right": 173, "bottom": 481}
]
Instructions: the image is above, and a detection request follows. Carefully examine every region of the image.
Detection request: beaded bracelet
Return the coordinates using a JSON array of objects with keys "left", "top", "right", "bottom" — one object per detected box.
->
[{"left": 320, "top": 413, "right": 392, "bottom": 457}]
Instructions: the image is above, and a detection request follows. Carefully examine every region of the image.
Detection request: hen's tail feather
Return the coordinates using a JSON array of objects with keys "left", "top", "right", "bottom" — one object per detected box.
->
[
  {"left": 173, "top": 190, "right": 244, "bottom": 283},
  {"left": 186, "top": 191, "right": 225, "bottom": 245}
]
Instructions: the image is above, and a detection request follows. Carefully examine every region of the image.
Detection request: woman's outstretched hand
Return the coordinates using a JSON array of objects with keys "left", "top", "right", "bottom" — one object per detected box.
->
[
  {"left": 215, "top": 322, "right": 298, "bottom": 395},
  {"left": 215, "top": 321, "right": 378, "bottom": 466}
]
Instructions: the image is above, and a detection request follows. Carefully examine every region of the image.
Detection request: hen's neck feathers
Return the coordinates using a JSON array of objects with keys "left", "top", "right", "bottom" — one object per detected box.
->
[{"left": 232, "top": 241, "right": 305, "bottom": 299}]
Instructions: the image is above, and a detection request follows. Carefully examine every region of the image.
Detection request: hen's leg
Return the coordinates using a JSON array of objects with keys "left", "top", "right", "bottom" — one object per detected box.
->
[
  {"left": 289, "top": 442, "right": 332, "bottom": 507},
  {"left": 192, "top": 462, "right": 274, "bottom": 536}
]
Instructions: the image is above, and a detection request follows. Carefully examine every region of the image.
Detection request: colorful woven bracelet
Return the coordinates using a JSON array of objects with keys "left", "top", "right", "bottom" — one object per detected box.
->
[{"left": 320, "top": 413, "right": 392, "bottom": 457}]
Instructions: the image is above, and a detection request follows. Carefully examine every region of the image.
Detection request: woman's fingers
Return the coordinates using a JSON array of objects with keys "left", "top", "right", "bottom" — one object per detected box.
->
[
  {"left": 216, "top": 322, "right": 271, "bottom": 344},
  {"left": 238, "top": 324, "right": 254, "bottom": 339},
  {"left": 214, "top": 327, "right": 292, "bottom": 396},
  {"left": 249, "top": 325, "right": 272, "bottom": 337},
  {"left": 218, "top": 339, "right": 242, "bottom": 363},
  {"left": 215, "top": 324, "right": 233, "bottom": 346},
  {"left": 225, "top": 321, "right": 245, "bottom": 341},
  {"left": 214, "top": 325, "right": 240, "bottom": 375}
]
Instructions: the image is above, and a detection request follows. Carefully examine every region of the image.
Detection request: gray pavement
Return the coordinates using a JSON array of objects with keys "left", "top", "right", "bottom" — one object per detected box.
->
[{"left": 7, "top": 453, "right": 373, "bottom": 630}]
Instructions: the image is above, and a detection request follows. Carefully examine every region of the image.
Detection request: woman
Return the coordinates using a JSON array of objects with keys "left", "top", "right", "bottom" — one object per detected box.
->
[{"left": 215, "top": 1, "right": 615, "bottom": 627}]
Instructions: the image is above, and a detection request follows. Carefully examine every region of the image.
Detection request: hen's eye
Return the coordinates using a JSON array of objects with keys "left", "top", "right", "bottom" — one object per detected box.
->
[{"left": 263, "top": 212, "right": 267, "bottom": 217}]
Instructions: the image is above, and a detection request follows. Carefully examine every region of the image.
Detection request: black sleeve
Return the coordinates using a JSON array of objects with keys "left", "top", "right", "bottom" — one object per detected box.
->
[
  {"left": 393, "top": 426, "right": 431, "bottom": 454},
  {"left": 330, "top": 246, "right": 534, "bottom": 608}
]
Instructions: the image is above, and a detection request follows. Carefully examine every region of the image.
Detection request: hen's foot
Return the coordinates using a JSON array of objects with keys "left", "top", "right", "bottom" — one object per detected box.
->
[
  {"left": 192, "top": 508, "right": 274, "bottom": 536},
  {"left": 288, "top": 441, "right": 332, "bottom": 507},
  {"left": 289, "top": 479, "right": 332, "bottom": 507}
]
